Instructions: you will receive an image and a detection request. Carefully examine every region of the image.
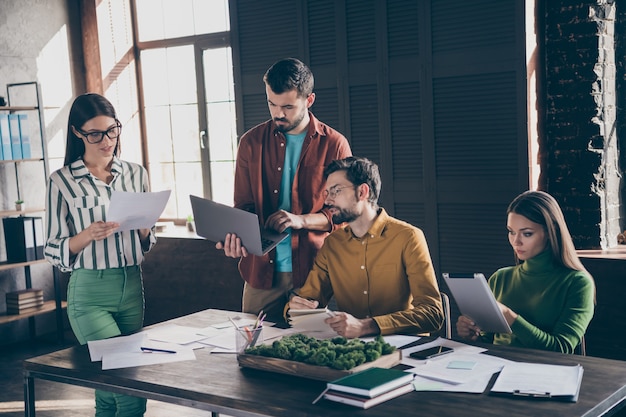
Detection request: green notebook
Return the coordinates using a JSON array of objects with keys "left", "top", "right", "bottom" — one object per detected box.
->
[{"left": 326, "top": 367, "right": 415, "bottom": 398}]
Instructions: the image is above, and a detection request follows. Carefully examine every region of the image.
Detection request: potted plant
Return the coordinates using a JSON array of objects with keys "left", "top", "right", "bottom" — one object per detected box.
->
[
  {"left": 15, "top": 199, "right": 24, "bottom": 211},
  {"left": 186, "top": 214, "right": 195, "bottom": 232}
]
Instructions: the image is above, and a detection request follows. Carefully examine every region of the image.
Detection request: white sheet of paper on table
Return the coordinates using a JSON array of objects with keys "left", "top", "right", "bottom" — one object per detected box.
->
[
  {"left": 102, "top": 345, "right": 196, "bottom": 370},
  {"left": 146, "top": 324, "right": 208, "bottom": 345},
  {"left": 87, "top": 333, "right": 145, "bottom": 362}
]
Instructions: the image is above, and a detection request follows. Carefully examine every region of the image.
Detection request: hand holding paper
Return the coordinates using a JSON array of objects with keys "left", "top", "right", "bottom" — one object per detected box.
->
[{"left": 107, "top": 190, "right": 171, "bottom": 232}]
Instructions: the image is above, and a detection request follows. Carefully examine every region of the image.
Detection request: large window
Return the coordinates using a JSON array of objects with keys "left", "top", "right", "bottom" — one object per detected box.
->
[
  {"left": 97, "top": 0, "right": 238, "bottom": 220},
  {"left": 135, "top": 0, "right": 236, "bottom": 220}
]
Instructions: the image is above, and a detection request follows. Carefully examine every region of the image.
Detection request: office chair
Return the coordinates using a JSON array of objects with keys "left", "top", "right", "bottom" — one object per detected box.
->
[
  {"left": 440, "top": 292, "right": 452, "bottom": 339},
  {"left": 575, "top": 335, "right": 586, "bottom": 356}
]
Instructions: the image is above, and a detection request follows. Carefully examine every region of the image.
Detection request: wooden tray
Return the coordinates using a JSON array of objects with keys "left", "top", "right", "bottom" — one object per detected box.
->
[{"left": 237, "top": 350, "right": 402, "bottom": 381}]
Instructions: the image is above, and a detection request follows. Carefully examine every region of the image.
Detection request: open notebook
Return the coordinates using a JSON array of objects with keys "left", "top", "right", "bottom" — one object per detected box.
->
[{"left": 190, "top": 195, "right": 288, "bottom": 256}]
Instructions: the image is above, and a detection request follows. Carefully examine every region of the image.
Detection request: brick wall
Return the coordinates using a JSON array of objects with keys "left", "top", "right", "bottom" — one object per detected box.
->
[
  {"left": 616, "top": 2, "right": 626, "bottom": 228},
  {"left": 543, "top": 0, "right": 621, "bottom": 249}
]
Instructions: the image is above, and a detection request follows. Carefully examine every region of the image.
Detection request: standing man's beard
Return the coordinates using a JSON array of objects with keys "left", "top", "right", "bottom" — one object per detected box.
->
[
  {"left": 274, "top": 108, "right": 307, "bottom": 133},
  {"left": 331, "top": 207, "right": 359, "bottom": 224}
]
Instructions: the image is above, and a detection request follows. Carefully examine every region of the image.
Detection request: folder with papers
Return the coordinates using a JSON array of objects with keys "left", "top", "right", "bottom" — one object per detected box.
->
[
  {"left": 3, "top": 216, "right": 42, "bottom": 262},
  {"left": 490, "top": 362, "right": 583, "bottom": 402},
  {"left": 8, "top": 114, "right": 22, "bottom": 159},
  {"left": 18, "top": 114, "right": 31, "bottom": 159},
  {"left": 0, "top": 113, "right": 13, "bottom": 161},
  {"left": 0, "top": 114, "right": 12, "bottom": 159}
]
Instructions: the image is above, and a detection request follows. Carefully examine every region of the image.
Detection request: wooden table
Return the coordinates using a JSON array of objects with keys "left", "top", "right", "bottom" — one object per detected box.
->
[{"left": 23, "top": 309, "right": 626, "bottom": 417}]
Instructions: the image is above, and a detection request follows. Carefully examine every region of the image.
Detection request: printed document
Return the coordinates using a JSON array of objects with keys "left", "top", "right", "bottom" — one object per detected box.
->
[{"left": 107, "top": 190, "right": 171, "bottom": 232}]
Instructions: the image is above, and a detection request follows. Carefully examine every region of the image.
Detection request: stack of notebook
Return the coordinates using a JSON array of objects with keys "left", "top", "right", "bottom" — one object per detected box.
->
[
  {"left": 316, "top": 367, "right": 415, "bottom": 409},
  {"left": 6, "top": 288, "right": 44, "bottom": 314}
]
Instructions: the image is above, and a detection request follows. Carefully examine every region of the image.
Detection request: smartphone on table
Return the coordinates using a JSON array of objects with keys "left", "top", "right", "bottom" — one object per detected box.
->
[{"left": 409, "top": 346, "right": 454, "bottom": 360}]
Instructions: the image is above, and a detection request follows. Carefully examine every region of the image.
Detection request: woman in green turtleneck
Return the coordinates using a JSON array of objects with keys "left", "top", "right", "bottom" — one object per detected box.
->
[{"left": 456, "top": 191, "right": 595, "bottom": 353}]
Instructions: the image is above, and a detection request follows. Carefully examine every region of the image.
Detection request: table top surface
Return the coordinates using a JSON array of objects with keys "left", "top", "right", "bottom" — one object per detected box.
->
[{"left": 24, "top": 309, "right": 626, "bottom": 417}]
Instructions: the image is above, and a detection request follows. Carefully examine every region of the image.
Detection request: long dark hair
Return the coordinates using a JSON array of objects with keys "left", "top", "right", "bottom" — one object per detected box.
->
[
  {"left": 507, "top": 191, "right": 591, "bottom": 276},
  {"left": 64, "top": 93, "right": 121, "bottom": 166}
]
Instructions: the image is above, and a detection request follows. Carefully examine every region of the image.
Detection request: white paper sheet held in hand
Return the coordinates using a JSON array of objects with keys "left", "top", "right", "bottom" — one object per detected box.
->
[{"left": 107, "top": 190, "right": 171, "bottom": 232}]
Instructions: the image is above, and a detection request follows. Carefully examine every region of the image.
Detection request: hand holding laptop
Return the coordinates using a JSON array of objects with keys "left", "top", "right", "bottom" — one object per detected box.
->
[
  {"left": 218, "top": 232, "right": 253, "bottom": 258},
  {"left": 190, "top": 195, "right": 288, "bottom": 257}
]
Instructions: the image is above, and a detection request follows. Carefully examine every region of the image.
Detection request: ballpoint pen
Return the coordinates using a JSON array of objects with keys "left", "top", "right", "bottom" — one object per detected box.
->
[{"left": 140, "top": 347, "right": 177, "bottom": 354}]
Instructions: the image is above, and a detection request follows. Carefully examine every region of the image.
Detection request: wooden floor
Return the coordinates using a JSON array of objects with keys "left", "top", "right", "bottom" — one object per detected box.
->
[{"left": 0, "top": 331, "right": 226, "bottom": 417}]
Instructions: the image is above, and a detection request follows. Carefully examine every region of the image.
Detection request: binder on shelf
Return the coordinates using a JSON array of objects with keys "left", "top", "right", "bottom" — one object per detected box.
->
[
  {"left": 33, "top": 217, "right": 44, "bottom": 259},
  {"left": 18, "top": 114, "right": 31, "bottom": 159},
  {"left": 8, "top": 114, "right": 22, "bottom": 159},
  {"left": 2, "top": 216, "right": 44, "bottom": 262},
  {"left": 0, "top": 115, "right": 3, "bottom": 160},
  {"left": 0, "top": 113, "right": 11, "bottom": 160}
]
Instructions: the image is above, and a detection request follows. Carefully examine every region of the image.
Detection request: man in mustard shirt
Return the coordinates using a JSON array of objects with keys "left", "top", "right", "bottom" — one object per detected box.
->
[{"left": 287, "top": 156, "right": 444, "bottom": 338}]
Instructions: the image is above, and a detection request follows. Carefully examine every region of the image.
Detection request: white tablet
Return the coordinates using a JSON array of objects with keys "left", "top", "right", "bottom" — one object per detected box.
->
[{"left": 442, "top": 273, "right": 512, "bottom": 334}]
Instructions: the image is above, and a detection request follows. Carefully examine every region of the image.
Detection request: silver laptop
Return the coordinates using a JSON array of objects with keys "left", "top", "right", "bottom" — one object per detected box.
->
[
  {"left": 442, "top": 272, "right": 512, "bottom": 334},
  {"left": 190, "top": 195, "right": 288, "bottom": 256}
]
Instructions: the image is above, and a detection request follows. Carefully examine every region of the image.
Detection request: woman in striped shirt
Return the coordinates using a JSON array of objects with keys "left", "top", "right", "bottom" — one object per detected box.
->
[{"left": 45, "top": 93, "right": 155, "bottom": 417}]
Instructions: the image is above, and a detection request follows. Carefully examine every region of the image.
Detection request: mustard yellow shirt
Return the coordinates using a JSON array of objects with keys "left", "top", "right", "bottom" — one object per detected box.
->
[{"left": 296, "top": 209, "right": 444, "bottom": 335}]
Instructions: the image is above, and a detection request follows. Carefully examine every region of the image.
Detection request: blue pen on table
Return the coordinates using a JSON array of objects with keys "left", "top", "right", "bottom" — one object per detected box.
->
[{"left": 140, "top": 347, "right": 176, "bottom": 354}]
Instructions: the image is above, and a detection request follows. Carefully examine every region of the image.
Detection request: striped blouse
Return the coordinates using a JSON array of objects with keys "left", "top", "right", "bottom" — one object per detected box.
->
[{"left": 44, "top": 157, "right": 156, "bottom": 272}]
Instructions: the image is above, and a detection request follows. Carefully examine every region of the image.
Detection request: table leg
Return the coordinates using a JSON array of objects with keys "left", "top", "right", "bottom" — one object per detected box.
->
[{"left": 24, "top": 372, "right": 36, "bottom": 417}]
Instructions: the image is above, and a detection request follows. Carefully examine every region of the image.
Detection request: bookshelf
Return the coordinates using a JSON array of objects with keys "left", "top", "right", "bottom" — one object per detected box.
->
[{"left": 0, "top": 82, "right": 64, "bottom": 340}]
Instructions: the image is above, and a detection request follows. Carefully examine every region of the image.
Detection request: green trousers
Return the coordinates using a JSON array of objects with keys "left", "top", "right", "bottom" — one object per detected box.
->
[{"left": 68, "top": 266, "right": 147, "bottom": 417}]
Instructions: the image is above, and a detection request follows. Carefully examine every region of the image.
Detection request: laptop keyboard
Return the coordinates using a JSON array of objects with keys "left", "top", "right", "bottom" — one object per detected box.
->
[{"left": 261, "top": 238, "right": 274, "bottom": 251}]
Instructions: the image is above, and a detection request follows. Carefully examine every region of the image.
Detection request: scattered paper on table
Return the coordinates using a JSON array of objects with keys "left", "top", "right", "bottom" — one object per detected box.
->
[{"left": 146, "top": 324, "right": 208, "bottom": 345}]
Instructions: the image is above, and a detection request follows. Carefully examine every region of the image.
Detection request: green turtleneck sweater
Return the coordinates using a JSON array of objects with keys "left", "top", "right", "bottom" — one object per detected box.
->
[{"left": 485, "top": 250, "right": 594, "bottom": 353}]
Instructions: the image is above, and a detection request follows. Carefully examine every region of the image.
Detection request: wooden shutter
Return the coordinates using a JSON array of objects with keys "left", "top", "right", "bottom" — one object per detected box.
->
[{"left": 231, "top": 0, "right": 528, "bottom": 277}]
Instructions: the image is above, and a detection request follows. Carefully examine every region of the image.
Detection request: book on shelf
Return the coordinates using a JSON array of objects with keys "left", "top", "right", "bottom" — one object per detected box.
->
[
  {"left": 6, "top": 288, "right": 44, "bottom": 300},
  {"left": 323, "top": 382, "right": 415, "bottom": 409},
  {"left": 7, "top": 297, "right": 44, "bottom": 309},
  {"left": 7, "top": 304, "right": 45, "bottom": 315},
  {"left": 326, "top": 367, "right": 415, "bottom": 398}
]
